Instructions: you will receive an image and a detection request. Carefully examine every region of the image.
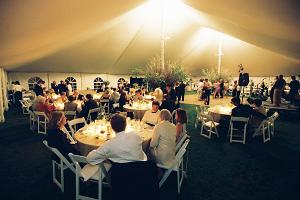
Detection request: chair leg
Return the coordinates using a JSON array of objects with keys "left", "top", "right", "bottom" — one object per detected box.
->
[{"left": 60, "top": 160, "right": 64, "bottom": 192}]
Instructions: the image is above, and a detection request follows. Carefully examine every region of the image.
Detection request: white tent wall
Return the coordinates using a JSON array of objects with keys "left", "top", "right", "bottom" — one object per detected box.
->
[
  {"left": 0, "top": 68, "right": 9, "bottom": 123},
  {"left": 7, "top": 72, "right": 131, "bottom": 91}
]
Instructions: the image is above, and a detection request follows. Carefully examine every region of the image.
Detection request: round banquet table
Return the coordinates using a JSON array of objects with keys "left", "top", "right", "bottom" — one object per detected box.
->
[
  {"left": 208, "top": 106, "right": 232, "bottom": 122},
  {"left": 123, "top": 103, "right": 152, "bottom": 120},
  {"left": 74, "top": 123, "right": 154, "bottom": 156}
]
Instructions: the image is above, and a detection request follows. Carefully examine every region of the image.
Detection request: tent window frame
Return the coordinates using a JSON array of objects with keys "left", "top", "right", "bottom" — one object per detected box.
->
[
  {"left": 28, "top": 77, "right": 42, "bottom": 90},
  {"left": 94, "top": 77, "right": 103, "bottom": 90},
  {"left": 65, "top": 77, "right": 77, "bottom": 91}
]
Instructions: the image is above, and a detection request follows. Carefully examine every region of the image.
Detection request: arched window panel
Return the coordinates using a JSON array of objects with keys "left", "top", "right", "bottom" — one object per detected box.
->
[
  {"left": 28, "top": 77, "right": 42, "bottom": 90},
  {"left": 94, "top": 77, "right": 103, "bottom": 90},
  {"left": 65, "top": 77, "right": 77, "bottom": 90},
  {"left": 118, "top": 78, "right": 126, "bottom": 83}
]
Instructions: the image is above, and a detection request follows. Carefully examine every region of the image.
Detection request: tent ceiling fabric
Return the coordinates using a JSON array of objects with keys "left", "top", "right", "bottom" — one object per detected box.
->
[{"left": 0, "top": 0, "right": 299, "bottom": 76}]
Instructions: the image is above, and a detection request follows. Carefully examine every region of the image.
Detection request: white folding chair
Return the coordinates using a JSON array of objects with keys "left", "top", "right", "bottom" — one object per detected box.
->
[
  {"left": 199, "top": 113, "right": 219, "bottom": 139},
  {"left": 87, "top": 107, "right": 101, "bottom": 123},
  {"left": 61, "top": 126, "right": 77, "bottom": 144},
  {"left": 229, "top": 117, "right": 249, "bottom": 144},
  {"left": 100, "top": 99, "right": 110, "bottom": 116},
  {"left": 175, "top": 133, "right": 190, "bottom": 177},
  {"left": 194, "top": 106, "right": 201, "bottom": 128},
  {"left": 64, "top": 111, "right": 77, "bottom": 121},
  {"left": 158, "top": 139, "right": 190, "bottom": 193},
  {"left": 68, "top": 153, "right": 111, "bottom": 200},
  {"left": 253, "top": 119, "right": 271, "bottom": 143},
  {"left": 28, "top": 110, "right": 37, "bottom": 132},
  {"left": 268, "top": 112, "right": 279, "bottom": 136},
  {"left": 43, "top": 141, "right": 75, "bottom": 192},
  {"left": 19, "top": 100, "right": 29, "bottom": 114},
  {"left": 171, "top": 110, "right": 177, "bottom": 125},
  {"left": 68, "top": 117, "right": 87, "bottom": 137},
  {"left": 34, "top": 111, "right": 49, "bottom": 134}
]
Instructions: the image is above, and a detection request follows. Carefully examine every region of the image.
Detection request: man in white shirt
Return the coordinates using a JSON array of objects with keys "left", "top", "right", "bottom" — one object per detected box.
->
[
  {"left": 142, "top": 100, "right": 160, "bottom": 126},
  {"left": 87, "top": 114, "right": 147, "bottom": 165},
  {"left": 109, "top": 88, "right": 120, "bottom": 103}
]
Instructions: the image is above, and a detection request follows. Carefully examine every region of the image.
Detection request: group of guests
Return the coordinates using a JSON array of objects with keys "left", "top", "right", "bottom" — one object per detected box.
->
[
  {"left": 46, "top": 102, "right": 188, "bottom": 175},
  {"left": 231, "top": 97, "right": 268, "bottom": 130}
]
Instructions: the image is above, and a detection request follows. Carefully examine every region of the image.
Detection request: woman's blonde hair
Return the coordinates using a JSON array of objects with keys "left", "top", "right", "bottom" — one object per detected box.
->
[
  {"left": 48, "top": 111, "right": 64, "bottom": 130},
  {"left": 159, "top": 109, "right": 172, "bottom": 121}
]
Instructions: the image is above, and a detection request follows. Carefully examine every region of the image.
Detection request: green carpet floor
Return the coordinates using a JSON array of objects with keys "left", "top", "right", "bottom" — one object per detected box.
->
[{"left": 1, "top": 104, "right": 300, "bottom": 200}]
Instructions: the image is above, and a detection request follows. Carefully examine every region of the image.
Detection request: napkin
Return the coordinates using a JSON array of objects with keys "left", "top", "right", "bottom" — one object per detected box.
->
[{"left": 80, "top": 164, "right": 99, "bottom": 181}]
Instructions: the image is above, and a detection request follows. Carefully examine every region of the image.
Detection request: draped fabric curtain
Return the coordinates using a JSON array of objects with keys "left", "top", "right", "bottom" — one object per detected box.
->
[{"left": 0, "top": 68, "right": 9, "bottom": 123}]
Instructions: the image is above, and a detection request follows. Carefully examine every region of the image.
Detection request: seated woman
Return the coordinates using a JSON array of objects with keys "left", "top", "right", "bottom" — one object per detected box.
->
[
  {"left": 47, "top": 111, "right": 80, "bottom": 158},
  {"left": 57, "top": 92, "right": 68, "bottom": 103},
  {"left": 33, "top": 95, "right": 55, "bottom": 117},
  {"left": 250, "top": 98, "right": 267, "bottom": 128},
  {"left": 64, "top": 95, "right": 78, "bottom": 112},
  {"left": 150, "top": 109, "right": 176, "bottom": 168},
  {"left": 175, "top": 108, "right": 187, "bottom": 143}
]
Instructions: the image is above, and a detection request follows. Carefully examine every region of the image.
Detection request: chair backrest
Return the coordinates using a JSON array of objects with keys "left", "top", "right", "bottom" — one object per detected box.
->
[
  {"left": 269, "top": 112, "right": 279, "bottom": 121},
  {"left": 175, "top": 133, "right": 189, "bottom": 153},
  {"left": 87, "top": 107, "right": 101, "bottom": 122},
  {"left": 230, "top": 116, "right": 249, "bottom": 130},
  {"left": 43, "top": 140, "right": 75, "bottom": 172},
  {"left": 171, "top": 110, "right": 177, "bottom": 124},
  {"left": 64, "top": 111, "right": 77, "bottom": 120},
  {"left": 61, "top": 126, "right": 76, "bottom": 143},
  {"left": 176, "top": 139, "right": 190, "bottom": 161},
  {"left": 19, "top": 100, "right": 28, "bottom": 107},
  {"left": 199, "top": 113, "right": 214, "bottom": 124},
  {"left": 68, "top": 117, "right": 87, "bottom": 136},
  {"left": 68, "top": 153, "right": 109, "bottom": 180},
  {"left": 34, "top": 111, "right": 49, "bottom": 121}
]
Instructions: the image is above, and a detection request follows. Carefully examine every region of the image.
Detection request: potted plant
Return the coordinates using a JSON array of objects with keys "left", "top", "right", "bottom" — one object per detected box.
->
[{"left": 103, "top": 80, "right": 110, "bottom": 87}]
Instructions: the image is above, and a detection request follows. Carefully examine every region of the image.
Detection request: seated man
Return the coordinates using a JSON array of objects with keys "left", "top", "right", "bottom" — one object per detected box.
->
[
  {"left": 87, "top": 114, "right": 147, "bottom": 164},
  {"left": 79, "top": 94, "right": 98, "bottom": 121},
  {"left": 231, "top": 97, "right": 253, "bottom": 130},
  {"left": 142, "top": 100, "right": 161, "bottom": 126},
  {"left": 64, "top": 95, "right": 78, "bottom": 112},
  {"left": 133, "top": 89, "right": 144, "bottom": 102},
  {"left": 249, "top": 98, "right": 268, "bottom": 128},
  {"left": 231, "top": 97, "right": 253, "bottom": 118}
]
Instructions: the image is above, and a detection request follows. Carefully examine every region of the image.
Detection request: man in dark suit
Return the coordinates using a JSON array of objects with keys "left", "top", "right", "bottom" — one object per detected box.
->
[
  {"left": 51, "top": 81, "right": 59, "bottom": 94},
  {"left": 79, "top": 94, "right": 98, "bottom": 121},
  {"left": 34, "top": 80, "right": 44, "bottom": 96},
  {"left": 161, "top": 84, "right": 177, "bottom": 112},
  {"left": 231, "top": 97, "right": 253, "bottom": 118},
  {"left": 57, "top": 80, "right": 68, "bottom": 94}
]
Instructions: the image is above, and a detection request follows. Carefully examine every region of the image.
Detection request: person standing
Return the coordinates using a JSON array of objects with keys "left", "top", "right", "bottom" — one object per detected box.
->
[
  {"left": 204, "top": 79, "right": 212, "bottom": 105},
  {"left": 273, "top": 75, "right": 286, "bottom": 107},
  {"left": 66, "top": 80, "right": 73, "bottom": 96},
  {"left": 179, "top": 81, "right": 186, "bottom": 101},
  {"left": 289, "top": 76, "right": 300, "bottom": 105},
  {"left": 219, "top": 79, "right": 224, "bottom": 98},
  {"left": 34, "top": 80, "right": 44, "bottom": 96},
  {"left": 51, "top": 81, "right": 59, "bottom": 94},
  {"left": 232, "top": 80, "right": 238, "bottom": 97}
]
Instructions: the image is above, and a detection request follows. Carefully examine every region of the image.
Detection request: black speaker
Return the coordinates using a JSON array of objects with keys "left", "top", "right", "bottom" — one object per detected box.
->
[{"left": 238, "top": 73, "right": 249, "bottom": 86}]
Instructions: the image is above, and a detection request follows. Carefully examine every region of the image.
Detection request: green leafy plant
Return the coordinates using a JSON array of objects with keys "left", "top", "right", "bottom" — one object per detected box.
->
[
  {"left": 103, "top": 80, "right": 110, "bottom": 86},
  {"left": 201, "top": 68, "right": 232, "bottom": 82},
  {"left": 135, "top": 55, "right": 188, "bottom": 91}
]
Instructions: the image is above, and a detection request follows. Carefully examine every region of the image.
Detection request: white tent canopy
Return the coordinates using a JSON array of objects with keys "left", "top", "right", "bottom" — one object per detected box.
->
[{"left": 1, "top": 0, "right": 300, "bottom": 76}]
